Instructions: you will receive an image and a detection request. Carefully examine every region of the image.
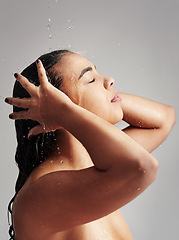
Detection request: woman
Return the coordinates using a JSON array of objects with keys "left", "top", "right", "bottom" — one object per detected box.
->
[{"left": 5, "top": 50, "right": 175, "bottom": 240}]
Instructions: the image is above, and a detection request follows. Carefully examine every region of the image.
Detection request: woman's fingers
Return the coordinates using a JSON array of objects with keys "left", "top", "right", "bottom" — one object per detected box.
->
[
  {"left": 14, "top": 73, "right": 37, "bottom": 96},
  {"left": 5, "top": 97, "right": 31, "bottom": 109},
  {"left": 9, "top": 110, "right": 31, "bottom": 120},
  {"left": 36, "top": 59, "right": 49, "bottom": 87}
]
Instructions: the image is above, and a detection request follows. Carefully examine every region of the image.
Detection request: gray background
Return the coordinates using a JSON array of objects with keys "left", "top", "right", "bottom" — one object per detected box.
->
[{"left": 0, "top": 0, "right": 178, "bottom": 239}]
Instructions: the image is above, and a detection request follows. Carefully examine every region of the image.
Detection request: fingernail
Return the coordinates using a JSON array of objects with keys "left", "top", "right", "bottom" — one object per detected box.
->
[
  {"left": 36, "top": 59, "right": 40, "bottom": 64},
  {"left": 5, "top": 98, "right": 9, "bottom": 103},
  {"left": 9, "top": 114, "right": 14, "bottom": 119},
  {"left": 14, "top": 73, "right": 18, "bottom": 78}
]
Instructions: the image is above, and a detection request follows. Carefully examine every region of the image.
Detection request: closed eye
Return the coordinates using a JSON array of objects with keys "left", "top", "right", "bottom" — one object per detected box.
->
[{"left": 89, "top": 79, "right": 95, "bottom": 83}]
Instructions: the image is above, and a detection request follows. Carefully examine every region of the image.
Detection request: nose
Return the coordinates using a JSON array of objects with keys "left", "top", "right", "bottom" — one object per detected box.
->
[{"left": 103, "top": 76, "right": 115, "bottom": 90}]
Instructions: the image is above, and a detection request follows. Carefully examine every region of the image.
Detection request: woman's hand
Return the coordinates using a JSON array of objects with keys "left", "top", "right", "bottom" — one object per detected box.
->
[{"left": 5, "top": 59, "right": 73, "bottom": 138}]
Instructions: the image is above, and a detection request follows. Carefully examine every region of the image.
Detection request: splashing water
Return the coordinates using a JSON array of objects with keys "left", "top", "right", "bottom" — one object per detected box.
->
[
  {"left": 42, "top": 124, "right": 46, "bottom": 131},
  {"left": 47, "top": 18, "right": 52, "bottom": 31},
  {"left": 57, "top": 146, "right": 60, "bottom": 155},
  {"left": 76, "top": 50, "right": 87, "bottom": 56}
]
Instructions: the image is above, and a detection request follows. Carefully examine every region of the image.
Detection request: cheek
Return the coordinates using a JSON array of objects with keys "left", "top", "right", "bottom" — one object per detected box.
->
[{"left": 79, "top": 91, "right": 107, "bottom": 114}]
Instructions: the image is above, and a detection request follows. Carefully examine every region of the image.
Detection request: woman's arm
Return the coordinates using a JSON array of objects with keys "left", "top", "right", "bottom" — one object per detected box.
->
[
  {"left": 120, "top": 93, "right": 175, "bottom": 152},
  {"left": 8, "top": 61, "right": 158, "bottom": 232}
]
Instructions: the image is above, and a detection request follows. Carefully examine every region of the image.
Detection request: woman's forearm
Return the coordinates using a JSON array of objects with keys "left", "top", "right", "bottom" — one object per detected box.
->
[
  {"left": 119, "top": 93, "right": 175, "bottom": 152},
  {"left": 120, "top": 93, "right": 175, "bottom": 129},
  {"left": 60, "top": 102, "right": 158, "bottom": 174}
]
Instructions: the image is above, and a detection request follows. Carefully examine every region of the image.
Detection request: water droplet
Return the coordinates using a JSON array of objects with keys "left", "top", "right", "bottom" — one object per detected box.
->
[
  {"left": 68, "top": 26, "right": 73, "bottom": 30},
  {"left": 50, "top": 160, "right": 54, "bottom": 163},
  {"left": 137, "top": 187, "right": 141, "bottom": 191},
  {"left": 47, "top": 18, "right": 52, "bottom": 30},
  {"left": 143, "top": 170, "right": 146, "bottom": 174},
  {"left": 49, "top": 34, "right": 52, "bottom": 39},
  {"left": 60, "top": 160, "right": 63, "bottom": 164}
]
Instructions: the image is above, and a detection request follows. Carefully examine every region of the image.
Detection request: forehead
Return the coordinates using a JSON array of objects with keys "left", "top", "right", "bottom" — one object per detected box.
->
[{"left": 56, "top": 53, "right": 93, "bottom": 79}]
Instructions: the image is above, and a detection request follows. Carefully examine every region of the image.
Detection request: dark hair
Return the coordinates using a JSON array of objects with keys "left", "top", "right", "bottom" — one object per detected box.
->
[{"left": 7, "top": 49, "right": 71, "bottom": 239}]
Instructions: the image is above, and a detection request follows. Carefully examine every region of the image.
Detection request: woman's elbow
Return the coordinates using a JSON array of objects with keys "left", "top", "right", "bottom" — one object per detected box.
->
[
  {"left": 169, "top": 106, "right": 176, "bottom": 128},
  {"left": 158, "top": 106, "right": 176, "bottom": 141},
  {"left": 138, "top": 153, "right": 159, "bottom": 185},
  {"left": 163, "top": 106, "right": 176, "bottom": 130}
]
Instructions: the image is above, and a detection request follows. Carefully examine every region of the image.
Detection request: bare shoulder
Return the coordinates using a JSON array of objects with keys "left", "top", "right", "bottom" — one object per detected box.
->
[
  {"left": 13, "top": 167, "right": 113, "bottom": 234},
  {"left": 12, "top": 146, "right": 153, "bottom": 239},
  {"left": 12, "top": 161, "right": 138, "bottom": 237}
]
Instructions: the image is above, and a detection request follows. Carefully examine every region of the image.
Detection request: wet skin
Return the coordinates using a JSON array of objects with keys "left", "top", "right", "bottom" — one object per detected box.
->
[
  {"left": 7, "top": 53, "right": 175, "bottom": 240},
  {"left": 13, "top": 53, "right": 131, "bottom": 239}
]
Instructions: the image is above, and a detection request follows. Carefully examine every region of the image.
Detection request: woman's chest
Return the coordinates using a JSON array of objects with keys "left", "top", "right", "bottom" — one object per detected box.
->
[{"left": 54, "top": 211, "right": 133, "bottom": 240}]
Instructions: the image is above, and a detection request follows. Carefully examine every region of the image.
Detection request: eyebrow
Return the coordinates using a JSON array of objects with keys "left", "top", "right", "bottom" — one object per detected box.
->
[{"left": 78, "top": 65, "right": 96, "bottom": 80}]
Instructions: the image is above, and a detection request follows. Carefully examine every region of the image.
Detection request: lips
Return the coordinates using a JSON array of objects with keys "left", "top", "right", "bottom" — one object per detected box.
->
[{"left": 111, "top": 92, "right": 122, "bottom": 102}]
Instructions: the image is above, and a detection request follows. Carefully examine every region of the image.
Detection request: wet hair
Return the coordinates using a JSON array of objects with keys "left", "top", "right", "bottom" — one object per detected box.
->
[{"left": 7, "top": 49, "right": 71, "bottom": 239}]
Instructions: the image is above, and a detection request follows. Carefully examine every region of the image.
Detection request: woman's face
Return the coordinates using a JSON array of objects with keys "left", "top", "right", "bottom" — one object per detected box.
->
[{"left": 55, "top": 52, "right": 123, "bottom": 124}]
